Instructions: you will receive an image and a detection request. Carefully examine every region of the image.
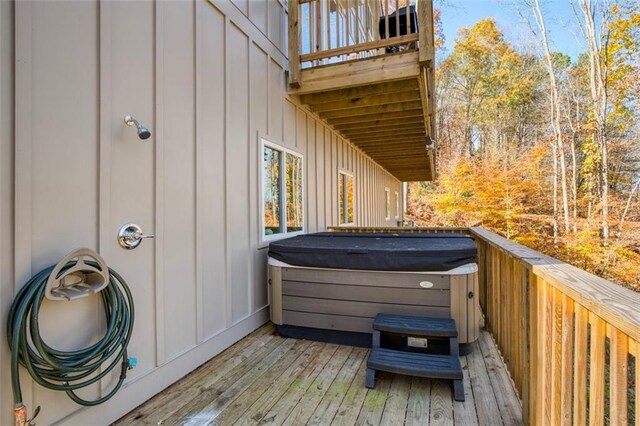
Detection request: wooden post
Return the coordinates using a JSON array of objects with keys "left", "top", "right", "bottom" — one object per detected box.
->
[
  {"left": 288, "top": 0, "right": 301, "bottom": 88},
  {"left": 417, "top": 0, "right": 433, "bottom": 65}
]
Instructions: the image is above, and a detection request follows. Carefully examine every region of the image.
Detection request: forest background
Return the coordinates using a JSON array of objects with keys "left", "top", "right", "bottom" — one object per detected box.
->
[{"left": 406, "top": 0, "right": 640, "bottom": 290}]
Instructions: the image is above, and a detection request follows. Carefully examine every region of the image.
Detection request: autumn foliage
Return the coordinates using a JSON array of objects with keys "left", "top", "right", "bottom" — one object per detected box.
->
[{"left": 407, "top": 10, "right": 640, "bottom": 290}]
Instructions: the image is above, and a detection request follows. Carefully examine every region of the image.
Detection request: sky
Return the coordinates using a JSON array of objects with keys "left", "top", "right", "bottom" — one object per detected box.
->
[{"left": 439, "top": 0, "right": 585, "bottom": 62}]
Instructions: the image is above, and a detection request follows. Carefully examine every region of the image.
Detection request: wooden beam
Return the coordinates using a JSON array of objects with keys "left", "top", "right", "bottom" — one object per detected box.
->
[
  {"left": 350, "top": 130, "right": 426, "bottom": 141},
  {"left": 418, "top": 65, "right": 432, "bottom": 137},
  {"left": 353, "top": 137, "right": 425, "bottom": 146},
  {"left": 356, "top": 138, "right": 426, "bottom": 146},
  {"left": 288, "top": 0, "right": 301, "bottom": 88},
  {"left": 357, "top": 141, "right": 427, "bottom": 150},
  {"left": 350, "top": 134, "right": 425, "bottom": 145},
  {"left": 310, "top": 90, "right": 420, "bottom": 112},
  {"left": 359, "top": 147, "right": 427, "bottom": 156},
  {"left": 341, "top": 123, "right": 426, "bottom": 136},
  {"left": 289, "top": 51, "right": 420, "bottom": 94},
  {"left": 335, "top": 119, "right": 425, "bottom": 132},
  {"left": 334, "top": 113, "right": 424, "bottom": 127},
  {"left": 300, "top": 33, "right": 418, "bottom": 63},
  {"left": 327, "top": 109, "right": 424, "bottom": 125},
  {"left": 363, "top": 150, "right": 427, "bottom": 158},
  {"left": 299, "top": 80, "right": 418, "bottom": 105},
  {"left": 320, "top": 100, "right": 422, "bottom": 119}
]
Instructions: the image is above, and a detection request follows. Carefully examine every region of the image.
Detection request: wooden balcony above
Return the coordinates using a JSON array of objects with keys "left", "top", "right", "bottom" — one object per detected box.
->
[{"left": 288, "top": 0, "right": 436, "bottom": 182}]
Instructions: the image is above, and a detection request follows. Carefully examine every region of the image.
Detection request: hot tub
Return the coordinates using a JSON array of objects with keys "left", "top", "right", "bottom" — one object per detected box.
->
[{"left": 268, "top": 232, "right": 480, "bottom": 345}]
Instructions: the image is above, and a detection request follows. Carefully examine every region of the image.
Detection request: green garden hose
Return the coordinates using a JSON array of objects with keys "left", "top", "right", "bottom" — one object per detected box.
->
[{"left": 7, "top": 261, "right": 134, "bottom": 422}]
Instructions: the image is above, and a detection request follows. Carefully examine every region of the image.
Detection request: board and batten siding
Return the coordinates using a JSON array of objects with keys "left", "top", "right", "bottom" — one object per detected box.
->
[
  {"left": 0, "top": 1, "right": 15, "bottom": 425},
  {"left": 0, "top": 1, "right": 403, "bottom": 424}
]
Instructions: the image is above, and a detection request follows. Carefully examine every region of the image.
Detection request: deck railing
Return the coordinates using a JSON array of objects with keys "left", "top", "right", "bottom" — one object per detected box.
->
[
  {"left": 288, "top": 0, "right": 434, "bottom": 87},
  {"left": 329, "top": 226, "right": 640, "bottom": 425}
]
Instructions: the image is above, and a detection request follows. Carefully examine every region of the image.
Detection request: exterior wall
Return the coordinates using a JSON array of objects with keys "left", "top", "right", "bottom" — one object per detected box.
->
[{"left": 0, "top": 1, "right": 402, "bottom": 424}]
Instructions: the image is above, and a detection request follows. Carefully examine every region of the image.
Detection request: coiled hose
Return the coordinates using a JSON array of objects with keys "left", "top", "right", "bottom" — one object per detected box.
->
[{"left": 7, "top": 261, "right": 134, "bottom": 418}]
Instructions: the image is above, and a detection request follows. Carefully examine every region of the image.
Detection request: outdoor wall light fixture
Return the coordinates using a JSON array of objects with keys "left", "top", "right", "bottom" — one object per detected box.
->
[
  {"left": 124, "top": 115, "right": 151, "bottom": 140},
  {"left": 425, "top": 136, "right": 435, "bottom": 150}
]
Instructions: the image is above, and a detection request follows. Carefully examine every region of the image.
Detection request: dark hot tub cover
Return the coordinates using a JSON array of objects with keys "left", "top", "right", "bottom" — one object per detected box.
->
[{"left": 268, "top": 232, "right": 477, "bottom": 271}]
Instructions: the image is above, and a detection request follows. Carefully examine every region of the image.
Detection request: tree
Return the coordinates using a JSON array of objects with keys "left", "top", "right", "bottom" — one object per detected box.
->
[
  {"left": 574, "top": 0, "right": 611, "bottom": 240},
  {"left": 525, "top": 0, "right": 572, "bottom": 239}
]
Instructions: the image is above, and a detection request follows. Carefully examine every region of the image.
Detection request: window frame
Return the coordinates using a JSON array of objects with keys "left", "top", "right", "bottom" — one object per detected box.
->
[
  {"left": 395, "top": 191, "right": 400, "bottom": 219},
  {"left": 338, "top": 169, "right": 355, "bottom": 227},
  {"left": 384, "top": 187, "right": 391, "bottom": 220},
  {"left": 260, "top": 137, "right": 305, "bottom": 244}
]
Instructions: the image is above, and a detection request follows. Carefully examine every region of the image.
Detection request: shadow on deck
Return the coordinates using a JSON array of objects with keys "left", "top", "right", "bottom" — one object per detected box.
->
[{"left": 114, "top": 323, "right": 522, "bottom": 425}]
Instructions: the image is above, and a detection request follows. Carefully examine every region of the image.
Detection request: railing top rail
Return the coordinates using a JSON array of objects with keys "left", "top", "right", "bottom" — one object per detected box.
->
[
  {"left": 469, "top": 227, "right": 640, "bottom": 342},
  {"left": 327, "top": 226, "right": 470, "bottom": 232}
]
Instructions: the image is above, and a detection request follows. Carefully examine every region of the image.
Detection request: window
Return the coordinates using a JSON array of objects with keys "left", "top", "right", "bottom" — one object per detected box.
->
[
  {"left": 339, "top": 171, "right": 354, "bottom": 225},
  {"left": 262, "top": 139, "right": 304, "bottom": 241},
  {"left": 384, "top": 188, "right": 391, "bottom": 220},
  {"left": 395, "top": 191, "right": 400, "bottom": 219}
]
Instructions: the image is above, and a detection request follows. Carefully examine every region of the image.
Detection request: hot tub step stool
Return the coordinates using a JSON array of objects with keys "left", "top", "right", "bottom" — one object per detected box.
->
[{"left": 366, "top": 313, "right": 464, "bottom": 401}]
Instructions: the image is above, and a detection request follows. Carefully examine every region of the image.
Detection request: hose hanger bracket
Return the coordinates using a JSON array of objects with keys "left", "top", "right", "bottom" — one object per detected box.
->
[{"left": 44, "top": 248, "right": 110, "bottom": 301}]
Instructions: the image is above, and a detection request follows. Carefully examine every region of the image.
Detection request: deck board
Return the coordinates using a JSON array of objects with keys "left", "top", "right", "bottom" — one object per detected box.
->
[{"left": 114, "top": 325, "right": 522, "bottom": 425}]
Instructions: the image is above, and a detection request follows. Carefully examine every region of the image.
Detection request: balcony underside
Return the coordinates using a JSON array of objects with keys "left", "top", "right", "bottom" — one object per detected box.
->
[{"left": 291, "top": 52, "right": 434, "bottom": 182}]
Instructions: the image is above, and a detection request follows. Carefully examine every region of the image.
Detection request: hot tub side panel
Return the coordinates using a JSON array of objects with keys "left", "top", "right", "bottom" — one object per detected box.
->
[
  {"left": 269, "top": 265, "right": 480, "bottom": 344},
  {"left": 450, "top": 273, "right": 480, "bottom": 343}
]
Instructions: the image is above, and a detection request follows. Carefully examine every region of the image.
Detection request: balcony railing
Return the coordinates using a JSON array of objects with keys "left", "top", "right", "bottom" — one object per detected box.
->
[
  {"left": 329, "top": 226, "right": 640, "bottom": 425},
  {"left": 288, "top": 0, "right": 434, "bottom": 87}
]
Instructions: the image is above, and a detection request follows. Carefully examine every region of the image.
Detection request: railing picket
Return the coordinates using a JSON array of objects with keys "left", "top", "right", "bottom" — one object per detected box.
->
[
  {"left": 561, "top": 294, "right": 574, "bottom": 425},
  {"left": 551, "top": 288, "right": 563, "bottom": 425},
  {"left": 326, "top": 0, "right": 331, "bottom": 51},
  {"left": 385, "top": 0, "right": 390, "bottom": 47},
  {"left": 308, "top": 2, "right": 314, "bottom": 57},
  {"left": 529, "top": 272, "right": 542, "bottom": 425},
  {"left": 316, "top": 0, "right": 322, "bottom": 56},
  {"left": 405, "top": 0, "right": 411, "bottom": 40},
  {"left": 371, "top": 0, "right": 377, "bottom": 42},
  {"left": 589, "top": 314, "right": 606, "bottom": 426},
  {"left": 573, "top": 304, "right": 588, "bottom": 426},
  {"left": 610, "top": 326, "right": 628, "bottom": 425},
  {"left": 395, "top": 0, "right": 400, "bottom": 43},
  {"left": 346, "top": 0, "right": 350, "bottom": 48},
  {"left": 634, "top": 339, "right": 640, "bottom": 426},
  {"left": 515, "top": 257, "right": 522, "bottom": 389},
  {"left": 355, "top": 0, "right": 360, "bottom": 45},
  {"left": 543, "top": 281, "right": 553, "bottom": 424}
]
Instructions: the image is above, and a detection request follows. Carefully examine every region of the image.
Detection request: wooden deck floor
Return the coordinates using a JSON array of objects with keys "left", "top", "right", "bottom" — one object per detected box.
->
[{"left": 114, "top": 324, "right": 522, "bottom": 425}]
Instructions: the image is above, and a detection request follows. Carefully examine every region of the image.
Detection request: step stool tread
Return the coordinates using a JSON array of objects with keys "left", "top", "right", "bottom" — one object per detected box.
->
[
  {"left": 367, "top": 347, "right": 463, "bottom": 380},
  {"left": 373, "top": 313, "right": 458, "bottom": 337}
]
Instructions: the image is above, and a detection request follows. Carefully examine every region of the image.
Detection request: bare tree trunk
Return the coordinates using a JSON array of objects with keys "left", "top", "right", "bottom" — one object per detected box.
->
[
  {"left": 618, "top": 180, "right": 640, "bottom": 238},
  {"left": 531, "top": 0, "right": 571, "bottom": 235},
  {"left": 565, "top": 85, "right": 580, "bottom": 233},
  {"left": 552, "top": 139, "right": 559, "bottom": 245},
  {"left": 578, "top": 0, "right": 610, "bottom": 241},
  {"left": 570, "top": 132, "right": 578, "bottom": 233}
]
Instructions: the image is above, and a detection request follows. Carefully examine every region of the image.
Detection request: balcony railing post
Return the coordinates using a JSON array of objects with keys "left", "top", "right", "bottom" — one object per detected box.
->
[
  {"left": 417, "top": 0, "right": 433, "bottom": 65},
  {"left": 288, "top": 0, "right": 301, "bottom": 88}
]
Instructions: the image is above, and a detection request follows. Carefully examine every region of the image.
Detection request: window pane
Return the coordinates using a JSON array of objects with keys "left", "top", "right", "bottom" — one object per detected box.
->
[
  {"left": 395, "top": 192, "right": 400, "bottom": 218},
  {"left": 263, "top": 146, "right": 281, "bottom": 236},
  {"left": 339, "top": 174, "right": 346, "bottom": 225},
  {"left": 385, "top": 189, "right": 391, "bottom": 219},
  {"left": 346, "top": 174, "right": 354, "bottom": 223},
  {"left": 286, "top": 154, "right": 303, "bottom": 232}
]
